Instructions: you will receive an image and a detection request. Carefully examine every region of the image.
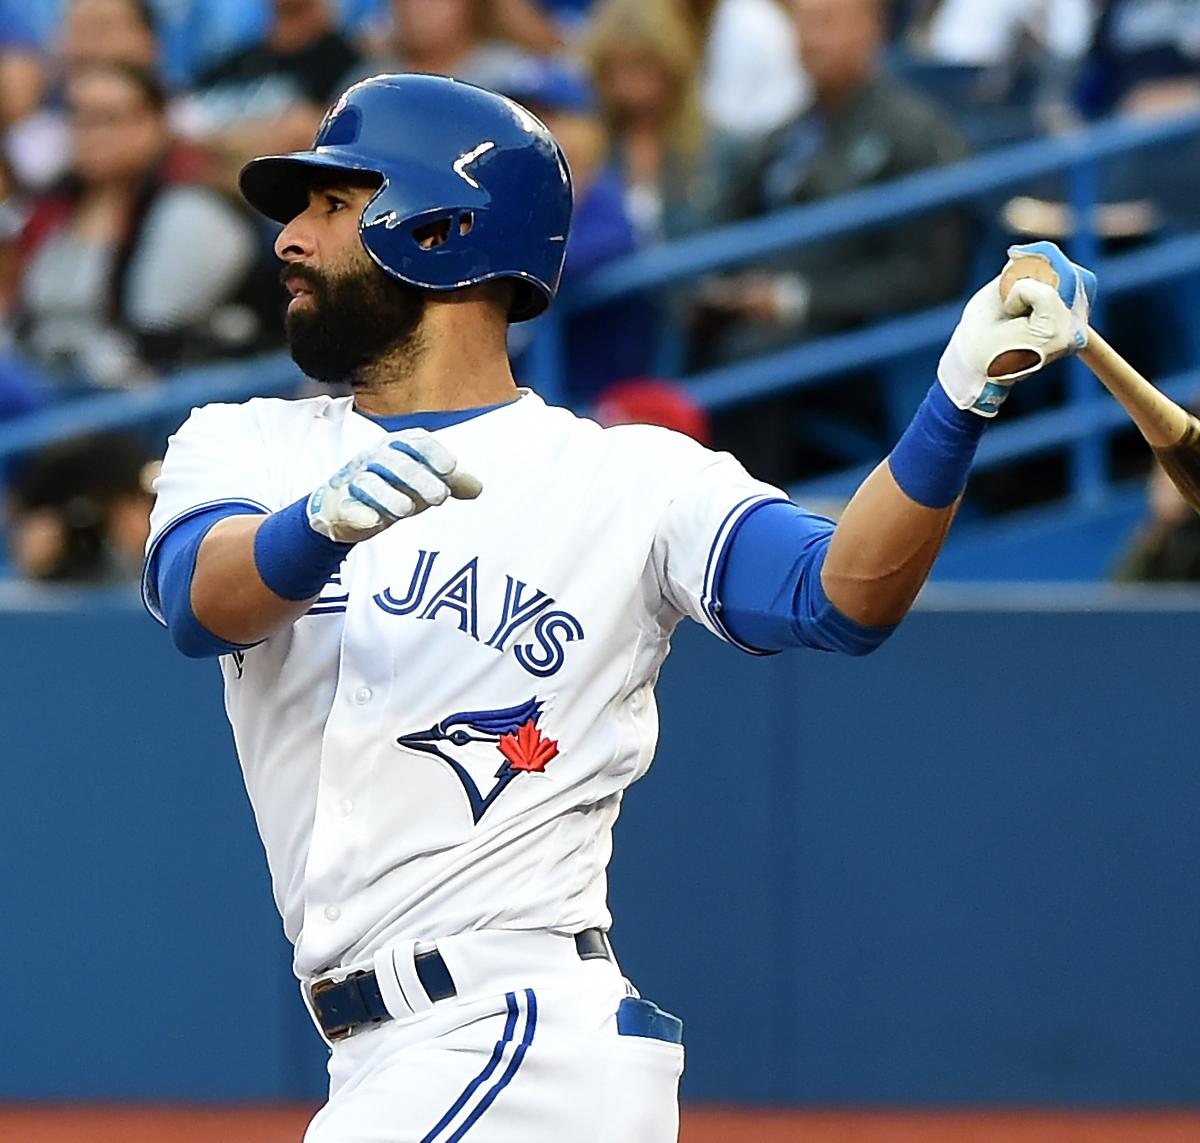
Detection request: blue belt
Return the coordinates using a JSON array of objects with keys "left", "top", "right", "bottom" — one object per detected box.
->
[{"left": 310, "top": 928, "right": 613, "bottom": 1041}]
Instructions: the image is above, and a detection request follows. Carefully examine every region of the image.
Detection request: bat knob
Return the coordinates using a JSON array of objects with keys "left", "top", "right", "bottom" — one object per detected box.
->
[
  {"left": 998, "top": 254, "right": 1060, "bottom": 305},
  {"left": 990, "top": 254, "right": 1062, "bottom": 377}
]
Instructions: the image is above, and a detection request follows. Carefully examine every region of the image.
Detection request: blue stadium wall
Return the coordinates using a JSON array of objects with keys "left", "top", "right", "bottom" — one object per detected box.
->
[{"left": 2, "top": 589, "right": 1198, "bottom": 1106}]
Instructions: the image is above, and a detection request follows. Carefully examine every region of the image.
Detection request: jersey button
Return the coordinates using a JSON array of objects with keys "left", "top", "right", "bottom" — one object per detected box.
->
[
  {"left": 352, "top": 687, "right": 372, "bottom": 705},
  {"left": 338, "top": 799, "right": 354, "bottom": 817},
  {"left": 324, "top": 904, "right": 341, "bottom": 922}
]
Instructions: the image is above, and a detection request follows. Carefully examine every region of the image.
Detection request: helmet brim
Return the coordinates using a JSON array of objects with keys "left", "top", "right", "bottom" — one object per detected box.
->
[{"left": 239, "top": 150, "right": 384, "bottom": 224}]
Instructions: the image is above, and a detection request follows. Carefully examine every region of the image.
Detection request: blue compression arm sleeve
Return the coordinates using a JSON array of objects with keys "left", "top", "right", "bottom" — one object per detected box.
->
[
  {"left": 253, "top": 496, "right": 353, "bottom": 600},
  {"left": 887, "top": 382, "right": 986, "bottom": 508},
  {"left": 715, "top": 500, "right": 896, "bottom": 656},
  {"left": 150, "top": 506, "right": 266, "bottom": 658}
]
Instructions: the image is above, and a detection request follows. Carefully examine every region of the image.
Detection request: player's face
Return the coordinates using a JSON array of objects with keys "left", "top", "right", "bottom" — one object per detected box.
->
[{"left": 275, "top": 178, "right": 425, "bottom": 384}]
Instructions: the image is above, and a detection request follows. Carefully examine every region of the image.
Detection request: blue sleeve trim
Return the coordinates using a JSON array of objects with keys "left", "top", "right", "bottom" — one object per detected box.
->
[
  {"left": 142, "top": 497, "right": 270, "bottom": 623},
  {"left": 716, "top": 500, "right": 897, "bottom": 656},
  {"left": 700, "top": 495, "right": 790, "bottom": 655},
  {"left": 799, "top": 548, "right": 898, "bottom": 656},
  {"left": 149, "top": 506, "right": 267, "bottom": 658}
]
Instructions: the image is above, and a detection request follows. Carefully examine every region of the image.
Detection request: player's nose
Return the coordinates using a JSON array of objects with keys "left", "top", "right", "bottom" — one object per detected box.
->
[{"left": 275, "top": 214, "right": 316, "bottom": 262}]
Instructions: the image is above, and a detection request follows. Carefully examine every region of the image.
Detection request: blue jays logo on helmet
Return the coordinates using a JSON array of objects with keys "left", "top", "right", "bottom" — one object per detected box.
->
[
  {"left": 396, "top": 697, "right": 558, "bottom": 823},
  {"left": 238, "top": 73, "right": 573, "bottom": 321}
]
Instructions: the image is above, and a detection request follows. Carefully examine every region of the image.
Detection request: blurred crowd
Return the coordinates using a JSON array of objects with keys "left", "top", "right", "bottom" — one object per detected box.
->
[{"left": 2, "top": 0, "right": 1200, "bottom": 584}]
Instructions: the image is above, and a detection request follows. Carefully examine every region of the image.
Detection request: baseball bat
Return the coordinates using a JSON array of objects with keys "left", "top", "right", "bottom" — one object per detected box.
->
[{"left": 999, "top": 255, "right": 1200, "bottom": 512}]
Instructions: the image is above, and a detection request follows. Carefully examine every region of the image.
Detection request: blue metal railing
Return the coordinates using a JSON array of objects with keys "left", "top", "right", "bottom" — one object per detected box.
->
[
  {"left": 533, "top": 107, "right": 1200, "bottom": 510},
  {"left": 2, "top": 109, "right": 1199, "bottom": 518},
  {"left": 558, "top": 109, "right": 1200, "bottom": 310},
  {"left": 0, "top": 352, "right": 303, "bottom": 460}
]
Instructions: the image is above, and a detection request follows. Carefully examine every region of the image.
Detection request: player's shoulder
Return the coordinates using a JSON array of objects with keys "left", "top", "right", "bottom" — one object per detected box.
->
[
  {"left": 523, "top": 393, "right": 720, "bottom": 468},
  {"left": 598, "top": 419, "right": 713, "bottom": 458},
  {"left": 176, "top": 392, "right": 351, "bottom": 436}
]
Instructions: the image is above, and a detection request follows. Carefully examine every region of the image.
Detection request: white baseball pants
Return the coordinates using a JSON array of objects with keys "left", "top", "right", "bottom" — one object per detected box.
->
[{"left": 302, "top": 931, "right": 684, "bottom": 1143}]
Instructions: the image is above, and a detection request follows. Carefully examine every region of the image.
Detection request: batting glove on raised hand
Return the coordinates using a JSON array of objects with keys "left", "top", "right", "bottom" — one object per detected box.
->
[
  {"left": 307, "top": 428, "right": 482, "bottom": 543},
  {"left": 938, "top": 240, "right": 1097, "bottom": 418}
]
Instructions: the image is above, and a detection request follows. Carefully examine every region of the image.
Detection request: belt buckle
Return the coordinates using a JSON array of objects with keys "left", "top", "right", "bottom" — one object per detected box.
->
[{"left": 310, "top": 972, "right": 362, "bottom": 1042}]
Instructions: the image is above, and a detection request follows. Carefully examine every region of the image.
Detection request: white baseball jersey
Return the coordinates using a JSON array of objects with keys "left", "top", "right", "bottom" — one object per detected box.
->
[{"left": 145, "top": 390, "right": 783, "bottom": 981}]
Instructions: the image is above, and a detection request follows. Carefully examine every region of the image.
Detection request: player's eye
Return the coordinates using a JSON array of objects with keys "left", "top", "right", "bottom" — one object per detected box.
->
[
  {"left": 448, "top": 730, "right": 471, "bottom": 746},
  {"left": 324, "top": 194, "right": 348, "bottom": 213}
]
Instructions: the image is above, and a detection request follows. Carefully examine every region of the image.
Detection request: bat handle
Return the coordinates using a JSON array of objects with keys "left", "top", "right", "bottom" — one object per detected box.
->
[{"left": 1078, "top": 330, "right": 1196, "bottom": 449}]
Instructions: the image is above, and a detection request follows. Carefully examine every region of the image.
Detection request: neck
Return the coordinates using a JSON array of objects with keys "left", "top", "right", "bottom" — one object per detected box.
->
[
  {"left": 623, "top": 127, "right": 665, "bottom": 182},
  {"left": 271, "top": 21, "right": 327, "bottom": 54},
  {"left": 405, "top": 39, "right": 474, "bottom": 76},
  {"left": 813, "top": 68, "right": 875, "bottom": 113},
  {"left": 350, "top": 292, "right": 519, "bottom": 417}
]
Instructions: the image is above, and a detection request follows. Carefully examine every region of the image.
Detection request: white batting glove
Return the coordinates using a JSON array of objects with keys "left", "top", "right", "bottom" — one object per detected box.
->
[
  {"left": 307, "top": 428, "right": 482, "bottom": 543},
  {"left": 938, "top": 240, "right": 1097, "bottom": 418}
]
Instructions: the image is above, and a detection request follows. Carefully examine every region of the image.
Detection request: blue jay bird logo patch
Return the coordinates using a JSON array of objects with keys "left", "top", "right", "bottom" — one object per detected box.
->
[{"left": 396, "top": 697, "right": 558, "bottom": 822}]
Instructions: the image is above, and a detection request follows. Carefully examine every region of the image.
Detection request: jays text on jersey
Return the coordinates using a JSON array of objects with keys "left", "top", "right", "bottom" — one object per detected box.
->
[{"left": 144, "top": 390, "right": 783, "bottom": 982}]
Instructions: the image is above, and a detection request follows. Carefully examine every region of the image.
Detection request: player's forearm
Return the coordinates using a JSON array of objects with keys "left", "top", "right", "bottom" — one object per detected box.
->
[
  {"left": 821, "top": 460, "right": 958, "bottom": 626},
  {"left": 172, "top": 430, "right": 480, "bottom": 651},
  {"left": 191, "top": 514, "right": 319, "bottom": 643}
]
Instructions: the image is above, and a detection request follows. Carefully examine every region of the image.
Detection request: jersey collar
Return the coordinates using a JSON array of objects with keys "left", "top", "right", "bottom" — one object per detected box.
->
[{"left": 356, "top": 396, "right": 521, "bottom": 433}]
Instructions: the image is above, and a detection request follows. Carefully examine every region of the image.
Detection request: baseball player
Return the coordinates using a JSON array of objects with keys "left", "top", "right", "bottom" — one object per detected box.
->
[{"left": 143, "top": 74, "right": 1094, "bottom": 1143}]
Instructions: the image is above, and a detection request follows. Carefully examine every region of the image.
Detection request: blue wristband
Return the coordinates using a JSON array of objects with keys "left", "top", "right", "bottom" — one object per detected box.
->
[
  {"left": 887, "top": 383, "right": 986, "bottom": 509},
  {"left": 253, "top": 496, "right": 352, "bottom": 601}
]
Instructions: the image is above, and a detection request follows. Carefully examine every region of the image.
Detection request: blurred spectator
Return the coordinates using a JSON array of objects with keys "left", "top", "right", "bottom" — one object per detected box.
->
[
  {"left": 344, "top": 0, "right": 531, "bottom": 88},
  {"left": 699, "top": 0, "right": 811, "bottom": 138},
  {"left": 177, "top": 0, "right": 364, "bottom": 185},
  {"left": 0, "top": 3, "right": 47, "bottom": 130},
  {"left": 5, "top": 431, "right": 156, "bottom": 583},
  {"left": 0, "top": 0, "right": 63, "bottom": 53},
  {"left": 61, "top": 0, "right": 159, "bottom": 71},
  {"left": 487, "top": 0, "right": 571, "bottom": 55},
  {"left": 0, "top": 1, "right": 391, "bottom": 87},
  {"left": 1069, "top": 1, "right": 1200, "bottom": 229},
  {"left": 535, "top": 0, "right": 597, "bottom": 39},
  {"left": 195, "top": 0, "right": 358, "bottom": 104},
  {"left": 5, "top": 0, "right": 161, "bottom": 193},
  {"left": 12, "top": 62, "right": 266, "bottom": 390},
  {"left": 0, "top": 152, "right": 48, "bottom": 421},
  {"left": 593, "top": 376, "right": 712, "bottom": 441},
  {"left": 1076, "top": 0, "right": 1200, "bottom": 120},
  {"left": 1114, "top": 460, "right": 1200, "bottom": 582},
  {"left": 500, "top": 57, "right": 655, "bottom": 404},
  {"left": 159, "top": 0, "right": 275, "bottom": 89},
  {"left": 698, "top": 0, "right": 970, "bottom": 349},
  {"left": 901, "top": 0, "right": 1096, "bottom": 144},
  {"left": 693, "top": 0, "right": 971, "bottom": 481},
  {"left": 582, "top": 0, "right": 723, "bottom": 242},
  {"left": 0, "top": 349, "right": 46, "bottom": 422},
  {"left": 0, "top": 151, "right": 24, "bottom": 314},
  {"left": 904, "top": 0, "right": 1094, "bottom": 67}
]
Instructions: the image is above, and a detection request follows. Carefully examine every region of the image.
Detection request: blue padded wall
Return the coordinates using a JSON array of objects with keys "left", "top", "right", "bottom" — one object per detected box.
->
[{"left": 2, "top": 592, "right": 1197, "bottom": 1105}]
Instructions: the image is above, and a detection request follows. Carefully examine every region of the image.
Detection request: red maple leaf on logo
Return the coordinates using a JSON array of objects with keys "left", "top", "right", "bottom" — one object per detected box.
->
[{"left": 497, "top": 720, "right": 559, "bottom": 773}]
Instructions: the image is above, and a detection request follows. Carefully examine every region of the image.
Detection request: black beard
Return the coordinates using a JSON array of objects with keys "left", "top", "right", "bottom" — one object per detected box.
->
[{"left": 284, "top": 260, "right": 425, "bottom": 385}]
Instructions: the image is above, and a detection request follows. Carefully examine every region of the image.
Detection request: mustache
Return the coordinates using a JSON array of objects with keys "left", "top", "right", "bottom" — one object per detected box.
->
[{"left": 280, "top": 263, "right": 326, "bottom": 292}]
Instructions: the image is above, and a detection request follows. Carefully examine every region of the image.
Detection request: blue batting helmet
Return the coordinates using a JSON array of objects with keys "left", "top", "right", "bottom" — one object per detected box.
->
[{"left": 238, "top": 73, "right": 573, "bottom": 322}]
